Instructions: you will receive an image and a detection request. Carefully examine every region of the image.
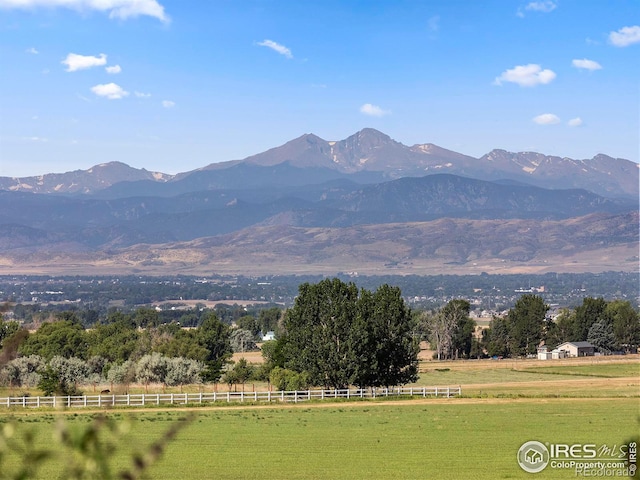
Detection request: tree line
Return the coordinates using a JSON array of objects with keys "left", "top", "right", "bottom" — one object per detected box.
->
[
  {"left": 482, "top": 295, "right": 640, "bottom": 357},
  {"left": 1, "top": 286, "right": 638, "bottom": 394}
]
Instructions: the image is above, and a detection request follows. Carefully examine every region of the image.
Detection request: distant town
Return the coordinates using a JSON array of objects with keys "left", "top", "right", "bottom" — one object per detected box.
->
[{"left": 1, "top": 272, "right": 636, "bottom": 326}]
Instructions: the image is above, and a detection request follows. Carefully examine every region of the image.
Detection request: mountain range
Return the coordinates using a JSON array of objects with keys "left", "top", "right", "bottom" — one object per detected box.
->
[{"left": 0, "top": 129, "right": 637, "bottom": 276}]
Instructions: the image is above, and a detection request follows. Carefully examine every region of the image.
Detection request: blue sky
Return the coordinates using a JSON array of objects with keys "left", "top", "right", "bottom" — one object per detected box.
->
[{"left": 0, "top": 0, "right": 638, "bottom": 177}]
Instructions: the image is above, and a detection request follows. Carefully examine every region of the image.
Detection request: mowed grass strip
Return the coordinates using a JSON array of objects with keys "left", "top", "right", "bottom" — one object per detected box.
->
[
  {"left": 519, "top": 362, "right": 640, "bottom": 378},
  {"left": 416, "top": 360, "right": 639, "bottom": 395},
  {"left": 2, "top": 398, "right": 638, "bottom": 480}
]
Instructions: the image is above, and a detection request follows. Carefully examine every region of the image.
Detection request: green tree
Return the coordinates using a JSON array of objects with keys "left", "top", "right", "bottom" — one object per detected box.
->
[
  {"left": 230, "top": 329, "right": 257, "bottom": 353},
  {"left": 545, "top": 309, "right": 576, "bottom": 347},
  {"left": 19, "top": 319, "right": 88, "bottom": 360},
  {"left": 507, "top": 294, "right": 548, "bottom": 356},
  {"left": 154, "top": 328, "right": 209, "bottom": 362},
  {"left": 258, "top": 307, "right": 283, "bottom": 336},
  {"left": 222, "top": 358, "right": 255, "bottom": 391},
  {"left": 607, "top": 300, "right": 640, "bottom": 353},
  {"left": 135, "top": 353, "right": 169, "bottom": 392},
  {"left": 279, "top": 279, "right": 418, "bottom": 389},
  {"left": 133, "top": 307, "right": 160, "bottom": 329},
  {"left": 0, "top": 355, "right": 44, "bottom": 389},
  {"left": 86, "top": 319, "right": 139, "bottom": 363},
  {"left": 165, "top": 357, "right": 204, "bottom": 392},
  {"left": 587, "top": 320, "right": 616, "bottom": 354},
  {"left": 573, "top": 297, "right": 608, "bottom": 341},
  {"left": 483, "top": 316, "right": 511, "bottom": 358},
  {"left": 196, "top": 312, "right": 232, "bottom": 383},
  {"left": 352, "top": 284, "right": 419, "bottom": 388},
  {"left": 281, "top": 278, "right": 359, "bottom": 389}
]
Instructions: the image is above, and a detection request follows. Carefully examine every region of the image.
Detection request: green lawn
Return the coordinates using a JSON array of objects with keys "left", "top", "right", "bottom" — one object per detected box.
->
[
  {"left": 1, "top": 398, "right": 638, "bottom": 480},
  {"left": 519, "top": 362, "right": 640, "bottom": 378}
]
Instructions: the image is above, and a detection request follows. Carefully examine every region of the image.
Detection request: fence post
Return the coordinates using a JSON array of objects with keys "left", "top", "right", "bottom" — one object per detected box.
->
[
  {"left": 447, "top": 387, "right": 450, "bottom": 398},
  {"left": 84, "top": 396, "right": 87, "bottom": 407},
  {"left": 227, "top": 392, "right": 230, "bottom": 403},
  {"left": 171, "top": 394, "right": 174, "bottom": 405},
  {"left": 67, "top": 396, "right": 70, "bottom": 408}
]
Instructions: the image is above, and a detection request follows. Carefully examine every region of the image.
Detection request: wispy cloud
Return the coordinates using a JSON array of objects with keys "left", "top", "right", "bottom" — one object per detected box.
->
[
  {"left": 91, "top": 83, "right": 129, "bottom": 100},
  {"left": 494, "top": 64, "right": 556, "bottom": 87},
  {"left": 257, "top": 39, "right": 293, "bottom": 59},
  {"left": 360, "top": 103, "right": 390, "bottom": 117},
  {"left": 568, "top": 117, "right": 583, "bottom": 127},
  {"left": 62, "top": 53, "right": 107, "bottom": 72},
  {"left": 525, "top": 1, "right": 557, "bottom": 12},
  {"left": 22, "top": 136, "right": 48, "bottom": 142},
  {"left": 609, "top": 25, "right": 640, "bottom": 47},
  {"left": 105, "top": 64, "right": 121, "bottom": 74},
  {"left": 135, "top": 91, "right": 151, "bottom": 98},
  {"left": 162, "top": 100, "right": 175, "bottom": 108},
  {"left": 533, "top": 113, "right": 560, "bottom": 125},
  {"left": 0, "top": 0, "right": 169, "bottom": 23},
  {"left": 572, "top": 59, "right": 602, "bottom": 71},
  {"left": 517, "top": 1, "right": 556, "bottom": 17},
  {"left": 26, "top": 47, "right": 38, "bottom": 54}
]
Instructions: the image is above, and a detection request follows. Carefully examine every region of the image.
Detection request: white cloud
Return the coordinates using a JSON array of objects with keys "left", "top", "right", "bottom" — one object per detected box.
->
[
  {"left": 360, "top": 103, "right": 390, "bottom": 117},
  {"left": 568, "top": 117, "right": 583, "bottom": 127},
  {"left": 161, "top": 100, "right": 175, "bottom": 108},
  {"left": 257, "top": 39, "right": 293, "bottom": 59},
  {"left": 609, "top": 25, "right": 640, "bottom": 47},
  {"left": 525, "top": 1, "right": 557, "bottom": 12},
  {"left": 105, "top": 64, "right": 121, "bottom": 74},
  {"left": 533, "top": 113, "right": 560, "bottom": 125},
  {"left": 23, "top": 136, "right": 47, "bottom": 142},
  {"left": 62, "top": 53, "right": 106, "bottom": 72},
  {"left": 517, "top": 1, "right": 556, "bottom": 17},
  {"left": 494, "top": 64, "right": 556, "bottom": 87},
  {"left": 572, "top": 58, "right": 602, "bottom": 71},
  {"left": 90, "top": 83, "right": 129, "bottom": 100},
  {"left": 26, "top": 47, "right": 38, "bottom": 54},
  {"left": 0, "top": 0, "right": 169, "bottom": 23},
  {"left": 135, "top": 91, "right": 151, "bottom": 98}
]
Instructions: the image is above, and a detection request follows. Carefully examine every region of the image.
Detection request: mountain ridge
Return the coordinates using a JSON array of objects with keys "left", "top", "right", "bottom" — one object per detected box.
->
[{"left": 1, "top": 128, "right": 637, "bottom": 199}]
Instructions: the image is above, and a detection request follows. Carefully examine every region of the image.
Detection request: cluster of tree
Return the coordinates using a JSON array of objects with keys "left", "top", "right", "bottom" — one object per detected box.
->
[
  {"left": 264, "top": 279, "right": 419, "bottom": 389},
  {"left": 419, "top": 299, "right": 478, "bottom": 360},
  {"left": 0, "top": 308, "right": 233, "bottom": 385},
  {"left": 0, "top": 353, "right": 204, "bottom": 395},
  {"left": 483, "top": 295, "right": 640, "bottom": 357}
]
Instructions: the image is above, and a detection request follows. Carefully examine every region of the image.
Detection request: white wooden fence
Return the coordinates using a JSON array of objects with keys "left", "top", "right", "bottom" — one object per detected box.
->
[{"left": 0, "top": 386, "right": 461, "bottom": 409}]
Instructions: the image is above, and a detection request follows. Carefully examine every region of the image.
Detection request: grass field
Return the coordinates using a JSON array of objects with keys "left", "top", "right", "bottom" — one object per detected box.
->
[{"left": 0, "top": 357, "right": 638, "bottom": 479}]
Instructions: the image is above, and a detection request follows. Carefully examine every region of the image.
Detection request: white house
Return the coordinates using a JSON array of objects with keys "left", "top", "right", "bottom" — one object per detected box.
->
[
  {"left": 261, "top": 331, "right": 276, "bottom": 342},
  {"left": 555, "top": 341, "right": 595, "bottom": 357},
  {"left": 537, "top": 345, "right": 552, "bottom": 360}
]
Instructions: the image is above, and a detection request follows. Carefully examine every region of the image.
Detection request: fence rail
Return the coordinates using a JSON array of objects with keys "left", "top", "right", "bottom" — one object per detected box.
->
[{"left": 0, "top": 386, "right": 461, "bottom": 410}]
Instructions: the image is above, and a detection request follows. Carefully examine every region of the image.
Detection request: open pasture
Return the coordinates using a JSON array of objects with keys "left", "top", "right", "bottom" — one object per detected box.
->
[
  {"left": 1, "top": 398, "right": 638, "bottom": 479},
  {"left": 1, "top": 355, "right": 637, "bottom": 479}
]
